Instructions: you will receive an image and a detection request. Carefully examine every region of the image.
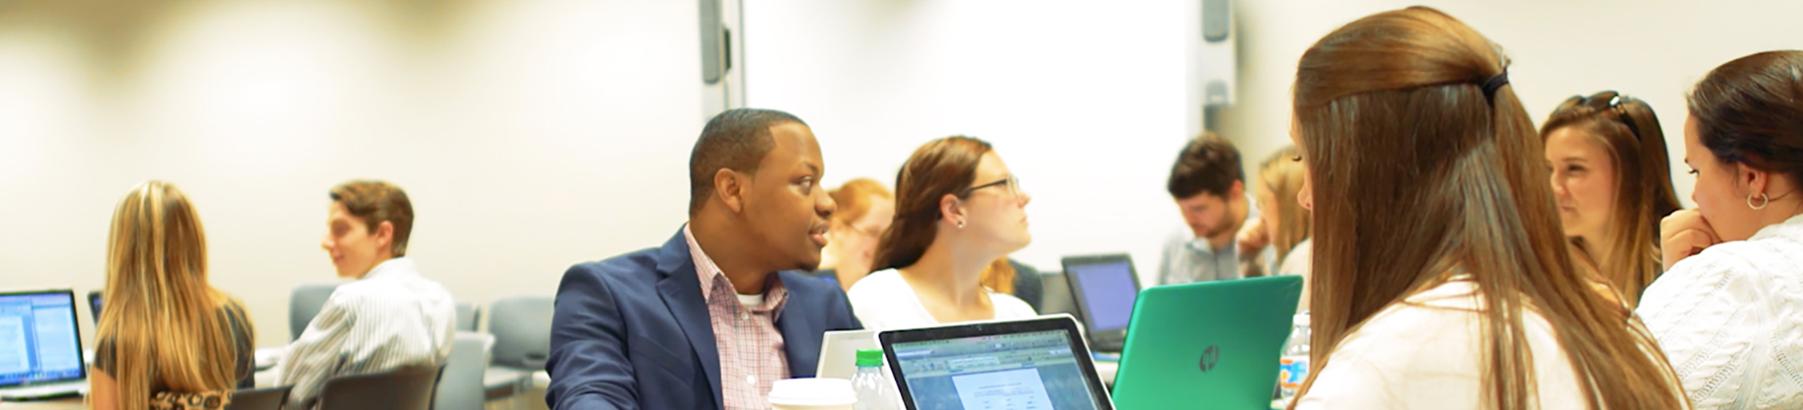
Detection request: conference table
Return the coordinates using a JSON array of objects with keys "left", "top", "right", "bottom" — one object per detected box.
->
[
  {"left": 0, "top": 366, "right": 553, "bottom": 410},
  {"left": 4, "top": 367, "right": 1300, "bottom": 410},
  {"left": 0, "top": 367, "right": 286, "bottom": 410},
  {"left": 5, "top": 355, "right": 1150, "bottom": 409}
]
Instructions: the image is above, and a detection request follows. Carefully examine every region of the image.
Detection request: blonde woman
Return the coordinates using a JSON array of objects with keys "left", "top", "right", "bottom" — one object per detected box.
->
[
  {"left": 1253, "top": 146, "right": 1312, "bottom": 311},
  {"left": 1255, "top": 146, "right": 1312, "bottom": 278},
  {"left": 90, "top": 181, "right": 255, "bottom": 410}
]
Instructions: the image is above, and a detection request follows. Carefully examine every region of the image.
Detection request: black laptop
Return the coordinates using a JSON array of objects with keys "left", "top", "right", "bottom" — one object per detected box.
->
[{"left": 1060, "top": 254, "right": 1141, "bottom": 352}]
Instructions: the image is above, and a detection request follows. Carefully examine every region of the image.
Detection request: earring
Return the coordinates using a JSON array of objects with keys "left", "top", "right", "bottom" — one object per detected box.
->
[
  {"left": 956, "top": 219, "right": 966, "bottom": 229},
  {"left": 1748, "top": 192, "right": 1772, "bottom": 210}
]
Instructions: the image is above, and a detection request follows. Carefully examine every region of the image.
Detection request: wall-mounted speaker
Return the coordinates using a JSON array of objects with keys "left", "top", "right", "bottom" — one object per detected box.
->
[{"left": 1199, "top": 0, "right": 1235, "bottom": 107}]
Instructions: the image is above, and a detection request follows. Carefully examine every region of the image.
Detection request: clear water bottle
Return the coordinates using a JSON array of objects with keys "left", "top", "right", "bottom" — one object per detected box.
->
[
  {"left": 1277, "top": 313, "right": 1311, "bottom": 404},
  {"left": 852, "top": 349, "right": 897, "bottom": 410}
]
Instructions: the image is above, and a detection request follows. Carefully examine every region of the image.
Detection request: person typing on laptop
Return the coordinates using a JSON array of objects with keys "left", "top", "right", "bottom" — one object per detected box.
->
[
  {"left": 278, "top": 180, "right": 457, "bottom": 409},
  {"left": 847, "top": 136, "right": 1038, "bottom": 331},
  {"left": 544, "top": 108, "right": 861, "bottom": 410},
  {"left": 88, "top": 181, "right": 255, "bottom": 409},
  {"left": 1158, "top": 132, "right": 1263, "bottom": 284}
]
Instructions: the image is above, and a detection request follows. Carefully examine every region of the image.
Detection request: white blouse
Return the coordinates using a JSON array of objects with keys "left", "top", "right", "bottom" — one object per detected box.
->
[
  {"left": 845, "top": 268, "right": 1038, "bottom": 332},
  {"left": 1637, "top": 214, "right": 1803, "bottom": 409},
  {"left": 1295, "top": 280, "right": 1589, "bottom": 409}
]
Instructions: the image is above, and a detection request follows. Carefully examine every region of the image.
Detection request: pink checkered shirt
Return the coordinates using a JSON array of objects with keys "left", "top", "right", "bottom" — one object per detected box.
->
[{"left": 684, "top": 227, "right": 790, "bottom": 410}]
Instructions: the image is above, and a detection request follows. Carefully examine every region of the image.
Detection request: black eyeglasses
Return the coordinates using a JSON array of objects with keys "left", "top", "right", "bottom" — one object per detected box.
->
[
  {"left": 959, "top": 176, "right": 1023, "bottom": 197},
  {"left": 1570, "top": 92, "right": 1643, "bottom": 141}
]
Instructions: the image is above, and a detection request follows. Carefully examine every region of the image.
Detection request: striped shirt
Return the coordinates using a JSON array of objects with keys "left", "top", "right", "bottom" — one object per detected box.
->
[
  {"left": 685, "top": 227, "right": 790, "bottom": 410},
  {"left": 277, "top": 257, "right": 457, "bottom": 409}
]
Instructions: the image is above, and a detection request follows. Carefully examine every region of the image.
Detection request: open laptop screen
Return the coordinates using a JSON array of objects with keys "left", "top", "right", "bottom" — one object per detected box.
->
[
  {"left": 1065, "top": 258, "right": 1137, "bottom": 333},
  {"left": 887, "top": 325, "right": 1105, "bottom": 410},
  {"left": 0, "top": 290, "right": 87, "bottom": 387}
]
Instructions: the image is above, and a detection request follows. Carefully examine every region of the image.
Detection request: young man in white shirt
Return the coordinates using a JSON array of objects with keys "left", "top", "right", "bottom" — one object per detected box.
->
[{"left": 279, "top": 180, "right": 457, "bottom": 409}]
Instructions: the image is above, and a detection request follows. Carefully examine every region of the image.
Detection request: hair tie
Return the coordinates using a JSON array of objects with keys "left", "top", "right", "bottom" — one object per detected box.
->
[{"left": 1481, "top": 70, "right": 1510, "bottom": 101}]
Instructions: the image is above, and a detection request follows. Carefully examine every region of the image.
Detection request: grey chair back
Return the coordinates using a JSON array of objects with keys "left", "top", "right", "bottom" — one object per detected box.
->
[
  {"left": 87, "top": 290, "right": 103, "bottom": 325},
  {"left": 289, "top": 283, "right": 340, "bottom": 341},
  {"left": 455, "top": 302, "right": 480, "bottom": 332},
  {"left": 1038, "top": 271, "right": 1079, "bottom": 320},
  {"left": 433, "top": 332, "right": 493, "bottom": 410},
  {"left": 225, "top": 385, "right": 292, "bottom": 410},
  {"left": 1009, "top": 259, "right": 1045, "bottom": 311},
  {"left": 488, "top": 296, "right": 553, "bottom": 369},
  {"left": 317, "top": 364, "right": 441, "bottom": 410}
]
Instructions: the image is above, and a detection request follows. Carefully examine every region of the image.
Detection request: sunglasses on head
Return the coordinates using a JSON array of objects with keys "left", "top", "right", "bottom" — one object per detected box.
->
[{"left": 1568, "top": 92, "right": 1643, "bottom": 141}]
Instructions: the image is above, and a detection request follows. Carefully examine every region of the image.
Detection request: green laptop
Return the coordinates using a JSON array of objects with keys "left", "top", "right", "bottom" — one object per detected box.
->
[{"left": 1110, "top": 275, "right": 1303, "bottom": 409}]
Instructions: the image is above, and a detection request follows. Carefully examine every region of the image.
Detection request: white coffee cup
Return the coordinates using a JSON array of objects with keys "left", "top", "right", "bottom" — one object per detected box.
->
[{"left": 768, "top": 377, "right": 856, "bottom": 410}]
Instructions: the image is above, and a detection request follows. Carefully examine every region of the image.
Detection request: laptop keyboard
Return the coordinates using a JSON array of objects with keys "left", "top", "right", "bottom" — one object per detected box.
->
[{"left": 0, "top": 382, "right": 87, "bottom": 400}]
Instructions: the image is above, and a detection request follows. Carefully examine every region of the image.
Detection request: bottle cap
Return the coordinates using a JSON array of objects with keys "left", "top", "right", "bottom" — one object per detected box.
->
[{"left": 856, "top": 349, "right": 884, "bottom": 367}]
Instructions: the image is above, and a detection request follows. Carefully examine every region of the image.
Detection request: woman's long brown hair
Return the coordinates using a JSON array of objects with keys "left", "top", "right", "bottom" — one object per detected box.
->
[
  {"left": 1291, "top": 7, "right": 1684, "bottom": 409},
  {"left": 101, "top": 181, "right": 250, "bottom": 409},
  {"left": 1541, "top": 91, "right": 1682, "bottom": 307}
]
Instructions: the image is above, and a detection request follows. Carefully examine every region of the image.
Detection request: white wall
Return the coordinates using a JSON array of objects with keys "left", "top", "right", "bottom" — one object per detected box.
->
[
  {"left": 1219, "top": 0, "right": 1803, "bottom": 207},
  {"left": 742, "top": 0, "right": 1203, "bottom": 284},
  {"left": 5, "top": 0, "right": 1801, "bottom": 348},
  {"left": 0, "top": 1, "right": 707, "bottom": 347},
  {"left": 742, "top": 0, "right": 1803, "bottom": 288}
]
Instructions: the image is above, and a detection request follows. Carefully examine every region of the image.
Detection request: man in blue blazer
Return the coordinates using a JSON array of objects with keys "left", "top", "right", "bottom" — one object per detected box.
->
[{"left": 546, "top": 108, "right": 862, "bottom": 410}]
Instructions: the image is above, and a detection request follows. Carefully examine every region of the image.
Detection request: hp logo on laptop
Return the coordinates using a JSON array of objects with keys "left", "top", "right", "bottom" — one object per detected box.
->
[{"left": 1197, "top": 345, "right": 1221, "bottom": 372}]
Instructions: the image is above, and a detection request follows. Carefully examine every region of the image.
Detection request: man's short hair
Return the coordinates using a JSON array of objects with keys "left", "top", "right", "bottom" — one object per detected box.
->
[
  {"left": 688, "top": 108, "right": 808, "bottom": 213},
  {"left": 1167, "top": 132, "right": 1245, "bottom": 199},
  {"left": 329, "top": 180, "right": 414, "bottom": 256}
]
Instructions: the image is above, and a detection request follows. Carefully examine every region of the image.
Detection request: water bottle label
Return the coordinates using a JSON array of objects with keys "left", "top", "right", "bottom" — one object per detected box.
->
[{"left": 1278, "top": 356, "right": 1309, "bottom": 390}]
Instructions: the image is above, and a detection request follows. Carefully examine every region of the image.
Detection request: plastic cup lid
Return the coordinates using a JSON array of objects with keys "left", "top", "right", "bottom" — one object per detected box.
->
[{"left": 767, "top": 378, "right": 856, "bottom": 406}]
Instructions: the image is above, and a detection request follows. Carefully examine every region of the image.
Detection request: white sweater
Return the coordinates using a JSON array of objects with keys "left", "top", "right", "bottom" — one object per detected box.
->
[
  {"left": 1295, "top": 280, "right": 1589, "bottom": 409},
  {"left": 1638, "top": 214, "right": 1803, "bottom": 409}
]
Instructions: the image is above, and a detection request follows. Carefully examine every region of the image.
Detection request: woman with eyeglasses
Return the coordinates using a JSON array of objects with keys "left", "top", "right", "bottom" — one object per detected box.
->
[
  {"left": 847, "top": 136, "right": 1037, "bottom": 331},
  {"left": 1541, "top": 91, "right": 1683, "bottom": 307}
]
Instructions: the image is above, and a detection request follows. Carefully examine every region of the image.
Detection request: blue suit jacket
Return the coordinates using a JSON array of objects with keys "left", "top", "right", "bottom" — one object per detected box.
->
[{"left": 545, "top": 230, "right": 863, "bottom": 409}]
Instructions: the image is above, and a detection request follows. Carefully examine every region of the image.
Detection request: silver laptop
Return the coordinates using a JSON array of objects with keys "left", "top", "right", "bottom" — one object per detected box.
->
[
  {"left": 0, "top": 289, "right": 90, "bottom": 400},
  {"left": 815, "top": 329, "right": 878, "bottom": 379}
]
